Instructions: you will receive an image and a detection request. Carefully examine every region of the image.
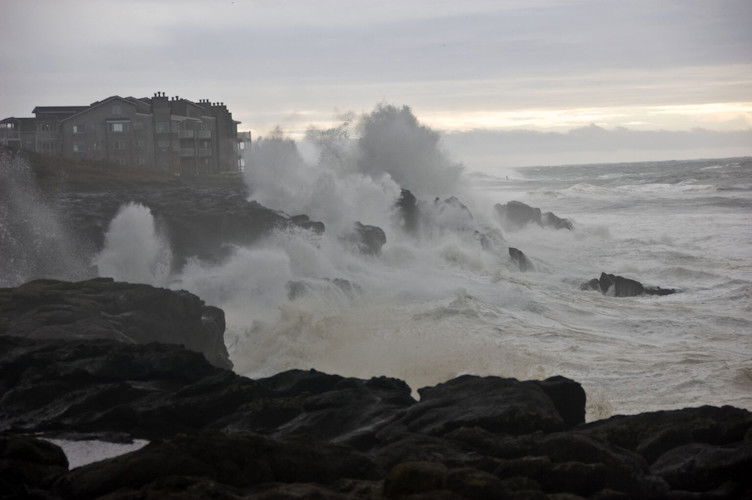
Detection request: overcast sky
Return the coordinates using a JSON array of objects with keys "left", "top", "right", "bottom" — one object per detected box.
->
[{"left": 1, "top": 0, "right": 750, "bottom": 168}]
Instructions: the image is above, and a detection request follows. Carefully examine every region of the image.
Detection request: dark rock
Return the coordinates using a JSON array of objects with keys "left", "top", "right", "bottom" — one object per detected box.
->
[
  {"left": 542, "top": 211, "right": 574, "bottom": 231},
  {"left": 396, "top": 188, "right": 419, "bottom": 234},
  {"left": 1, "top": 328, "right": 750, "bottom": 499},
  {"left": 290, "top": 214, "right": 325, "bottom": 234},
  {"left": 0, "top": 278, "right": 232, "bottom": 369},
  {"left": 445, "top": 466, "right": 509, "bottom": 499},
  {"left": 379, "top": 375, "right": 581, "bottom": 438},
  {"left": 509, "top": 247, "right": 534, "bottom": 272},
  {"left": 55, "top": 431, "right": 377, "bottom": 499},
  {"left": 0, "top": 434, "right": 68, "bottom": 499},
  {"left": 535, "top": 376, "right": 587, "bottom": 428},
  {"left": 495, "top": 201, "right": 573, "bottom": 231},
  {"left": 580, "top": 272, "right": 677, "bottom": 297},
  {"left": 383, "top": 461, "right": 448, "bottom": 497},
  {"left": 651, "top": 441, "right": 752, "bottom": 493},
  {"left": 347, "top": 222, "right": 387, "bottom": 255},
  {"left": 47, "top": 184, "right": 318, "bottom": 272},
  {"left": 578, "top": 405, "right": 752, "bottom": 464}
]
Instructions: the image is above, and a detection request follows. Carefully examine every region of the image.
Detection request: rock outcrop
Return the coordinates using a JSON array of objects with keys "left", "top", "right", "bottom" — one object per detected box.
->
[
  {"left": 2, "top": 332, "right": 750, "bottom": 498},
  {"left": 509, "top": 247, "right": 533, "bottom": 271},
  {"left": 495, "top": 200, "right": 574, "bottom": 231},
  {"left": 52, "top": 185, "right": 324, "bottom": 270},
  {"left": 581, "top": 272, "right": 677, "bottom": 297},
  {"left": 396, "top": 188, "right": 419, "bottom": 234},
  {"left": 0, "top": 278, "right": 232, "bottom": 369},
  {"left": 347, "top": 221, "right": 387, "bottom": 255}
]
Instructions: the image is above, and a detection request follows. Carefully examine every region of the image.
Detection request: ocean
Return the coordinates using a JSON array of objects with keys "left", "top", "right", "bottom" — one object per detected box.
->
[{"left": 198, "top": 156, "right": 751, "bottom": 421}]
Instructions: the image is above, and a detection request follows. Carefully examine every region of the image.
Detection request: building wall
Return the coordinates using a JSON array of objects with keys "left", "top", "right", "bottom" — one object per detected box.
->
[
  {"left": 2, "top": 93, "right": 241, "bottom": 174},
  {"left": 60, "top": 98, "right": 156, "bottom": 168}
]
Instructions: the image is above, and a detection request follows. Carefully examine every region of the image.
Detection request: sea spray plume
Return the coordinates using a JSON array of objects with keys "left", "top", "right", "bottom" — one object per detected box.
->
[
  {"left": 0, "top": 151, "right": 85, "bottom": 286},
  {"left": 245, "top": 124, "right": 400, "bottom": 234},
  {"left": 356, "top": 104, "right": 463, "bottom": 197},
  {"left": 94, "top": 203, "right": 172, "bottom": 285}
]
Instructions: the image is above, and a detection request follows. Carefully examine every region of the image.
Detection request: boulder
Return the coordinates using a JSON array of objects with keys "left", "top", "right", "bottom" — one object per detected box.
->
[
  {"left": 347, "top": 222, "right": 387, "bottom": 255},
  {"left": 0, "top": 277, "right": 232, "bottom": 369},
  {"left": 378, "top": 375, "right": 585, "bottom": 438},
  {"left": 509, "top": 247, "right": 533, "bottom": 272},
  {"left": 0, "top": 434, "right": 68, "bottom": 498},
  {"left": 290, "top": 214, "right": 325, "bottom": 234},
  {"left": 495, "top": 201, "right": 573, "bottom": 231},
  {"left": 396, "top": 188, "right": 419, "bottom": 234},
  {"left": 580, "top": 272, "right": 677, "bottom": 297},
  {"left": 55, "top": 431, "right": 378, "bottom": 499}
]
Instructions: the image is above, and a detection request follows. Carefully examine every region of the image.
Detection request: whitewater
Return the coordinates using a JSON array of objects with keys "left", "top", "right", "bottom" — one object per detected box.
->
[{"left": 213, "top": 154, "right": 751, "bottom": 421}]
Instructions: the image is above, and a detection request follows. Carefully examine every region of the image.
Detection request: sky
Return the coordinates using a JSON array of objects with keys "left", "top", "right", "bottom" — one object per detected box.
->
[{"left": 1, "top": 0, "right": 750, "bottom": 169}]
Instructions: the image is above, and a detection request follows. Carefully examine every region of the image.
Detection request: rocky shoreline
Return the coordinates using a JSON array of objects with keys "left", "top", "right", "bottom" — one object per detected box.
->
[{"left": 1, "top": 280, "right": 750, "bottom": 499}]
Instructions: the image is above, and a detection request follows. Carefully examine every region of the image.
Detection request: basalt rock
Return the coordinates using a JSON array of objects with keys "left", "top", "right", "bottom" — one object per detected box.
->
[
  {"left": 396, "top": 188, "right": 419, "bottom": 234},
  {"left": 495, "top": 201, "right": 573, "bottom": 231},
  {"left": 290, "top": 214, "right": 326, "bottom": 234},
  {"left": 581, "top": 272, "right": 677, "bottom": 297},
  {"left": 348, "top": 222, "right": 387, "bottom": 255},
  {"left": 0, "top": 434, "right": 68, "bottom": 498},
  {"left": 51, "top": 185, "right": 323, "bottom": 270},
  {"left": 0, "top": 277, "right": 232, "bottom": 369},
  {"left": 508, "top": 247, "right": 533, "bottom": 272},
  {"left": 2, "top": 331, "right": 750, "bottom": 498}
]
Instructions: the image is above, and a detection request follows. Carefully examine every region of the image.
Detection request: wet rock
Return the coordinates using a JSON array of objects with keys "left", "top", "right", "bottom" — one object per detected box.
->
[
  {"left": 509, "top": 247, "right": 533, "bottom": 272},
  {"left": 495, "top": 201, "right": 573, "bottom": 231},
  {"left": 383, "top": 461, "right": 448, "bottom": 497},
  {"left": 0, "top": 277, "right": 232, "bottom": 369},
  {"left": 290, "top": 214, "right": 325, "bottom": 234},
  {"left": 379, "top": 375, "right": 583, "bottom": 438},
  {"left": 55, "top": 431, "right": 378, "bottom": 499},
  {"left": 50, "top": 184, "right": 316, "bottom": 270},
  {"left": 580, "top": 272, "right": 677, "bottom": 297},
  {"left": 347, "top": 221, "right": 387, "bottom": 255},
  {"left": 578, "top": 405, "right": 752, "bottom": 464},
  {"left": 651, "top": 441, "right": 752, "bottom": 493},
  {"left": 396, "top": 188, "right": 419, "bottom": 234},
  {"left": 2, "top": 329, "right": 750, "bottom": 499},
  {"left": 0, "top": 434, "right": 68, "bottom": 498}
]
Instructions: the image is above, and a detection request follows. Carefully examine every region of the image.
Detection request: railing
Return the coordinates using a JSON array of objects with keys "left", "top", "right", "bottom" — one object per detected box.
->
[
  {"left": 180, "top": 147, "right": 195, "bottom": 157},
  {"left": 198, "top": 148, "right": 212, "bottom": 157},
  {"left": 178, "top": 130, "right": 194, "bottom": 139},
  {"left": 198, "top": 130, "right": 211, "bottom": 139}
]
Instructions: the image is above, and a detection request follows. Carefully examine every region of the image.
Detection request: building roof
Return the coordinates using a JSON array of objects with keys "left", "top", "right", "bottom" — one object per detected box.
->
[{"left": 32, "top": 106, "right": 88, "bottom": 114}]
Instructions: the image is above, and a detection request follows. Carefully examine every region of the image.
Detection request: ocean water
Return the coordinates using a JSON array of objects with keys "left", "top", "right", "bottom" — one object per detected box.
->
[{"left": 202, "top": 156, "right": 751, "bottom": 420}]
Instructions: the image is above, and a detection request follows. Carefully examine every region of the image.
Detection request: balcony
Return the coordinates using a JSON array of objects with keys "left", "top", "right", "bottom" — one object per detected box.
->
[
  {"left": 179, "top": 147, "right": 195, "bottom": 157},
  {"left": 198, "top": 148, "right": 212, "bottom": 157},
  {"left": 198, "top": 130, "right": 211, "bottom": 139},
  {"left": 178, "top": 130, "right": 195, "bottom": 139}
]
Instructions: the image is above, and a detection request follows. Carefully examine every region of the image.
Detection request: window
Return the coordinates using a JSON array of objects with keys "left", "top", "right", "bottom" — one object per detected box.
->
[
  {"left": 111, "top": 123, "right": 125, "bottom": 133},
  {"left": 158, "top": 139, "right": 169, "bottom": 149},
  {"left": 73, "top": 143, "right": 81, "bottom": 152},
  {"left": 156, "top": 122, "right": 169, "bottom": 134},
  {"left": 239, "top": 142, "right": 245, "bottom": 150},
  {"left": 112, "top": 104, "right": 122, "bottom": 115},
  {"left": 136, "top": 139, "right": 145, "bottom": 150}
]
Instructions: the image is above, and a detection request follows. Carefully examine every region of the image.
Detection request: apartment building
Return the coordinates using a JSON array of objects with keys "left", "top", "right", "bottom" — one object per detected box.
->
[{"left": 0, "top": 92, "right": 244, "bottom": 174}]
